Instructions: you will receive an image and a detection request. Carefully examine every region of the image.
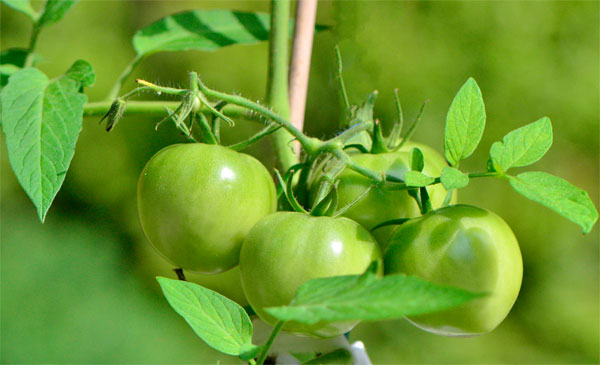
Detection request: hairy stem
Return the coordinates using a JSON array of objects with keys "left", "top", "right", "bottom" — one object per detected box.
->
[
  {"left": 197, "top": 80, "right": 320, "bottom": 154},
  {"left": 83, "top": 101, "right": 254, "bottom": 120},
  {"left": 106, "top": 55, "right": 144, "bottom": 101},
  {"left": 267, "top": 0, "right": 298, "bottom": 171}
]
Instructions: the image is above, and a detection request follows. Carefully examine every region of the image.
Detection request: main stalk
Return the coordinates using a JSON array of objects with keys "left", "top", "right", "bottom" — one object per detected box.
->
[{"left": 266, "top": 0, "right": 298, "bottom": 171}]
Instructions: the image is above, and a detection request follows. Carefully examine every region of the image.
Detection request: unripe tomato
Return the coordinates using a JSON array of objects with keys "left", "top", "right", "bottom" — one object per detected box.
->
[
  {"left": 384, "top": 204, "right": 523, "bottom": 336},
  {"left": 137, "top": 143, "right": 276, "bottom": 273},
  {"left": 334, "top": 142, "right": 454, "bottom": 244},
  {"left": 239, "top": 212, "right": 382, "bottom": 338}
]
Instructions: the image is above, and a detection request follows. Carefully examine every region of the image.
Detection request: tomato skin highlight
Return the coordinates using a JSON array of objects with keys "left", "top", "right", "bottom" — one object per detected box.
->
[
  {"left": 384, "top": 204, "right": 523, "bottom": 336},
  {"left": 239, "top": 212, "right": 382, "bottom": 338},
  {"left": 334, "top": 142, "right": 454, "bottom": 244},
  {"left": 137, "top": 143, "right": 277, "bottom": 274}
]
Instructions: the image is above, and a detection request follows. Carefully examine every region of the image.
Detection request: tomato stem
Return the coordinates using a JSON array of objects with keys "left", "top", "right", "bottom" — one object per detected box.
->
[
  {"left": 24, "top": 24, "right": 41, "bottom": 68},
  {"left": 83, "top": 101, "right": 255, "bottom": 120},
  {"left": 256, "top": 321, "right": 284, "bottom": 365},
  {"left": 335, "top": 45, "right": 351, "bottom": 114},
  {"left": 394, "top": 99, "right": 429, "bottom": 151},
  {"left": 106, "top": 54, "right": 144, "bottom": 101},
  {"left": 266, "top": 0, "right": 298, "bottom": 171}
]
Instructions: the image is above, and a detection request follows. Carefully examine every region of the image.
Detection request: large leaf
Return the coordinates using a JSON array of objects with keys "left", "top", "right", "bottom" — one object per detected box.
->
[
  {"left": 36, "top": 0, "right": 77, "bottom": 28},
  {"left": 133, "top": 9, "right": 329, "bottom": 57},
  {"left": 134, "top": 9, "right": 279, "bottom": 56},
  {"left": 157, "top": 277, "right": 253, "bottom": 356},
  {"left": 1, "top": 0, "right": 37, "bottom": 20},
  {"left": 490, "top": 117, "right": 552, "bottom": 173},
  {"left": 508, "top": 171, "right": 598, "bottom": 234},
  {"left": 444, "top": 78, "right": 486, "bottom": 167},
  {"left": 0, "top": 60, "right": 93, "bottom": 221},
  {"left": 264, "top": 269, "right": 481, "bottom": 325}
]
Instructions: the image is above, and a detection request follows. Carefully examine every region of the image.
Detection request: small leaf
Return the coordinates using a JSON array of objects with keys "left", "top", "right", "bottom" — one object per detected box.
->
[
  {"left": 508, "top": 171, "right": 598, "bottom": 234},
  {"left": 157, "top": 277, "right": 253, "bottom": 356},
  {"left": 304, "top": 349, "right": 353, "bottom": 365},
  {"left": 133, "top": 9, "right": 327, "bottom": 57},
  {"left": 1, "top": 0, "right": 37, "bottom": 20},
  {"left": 490, "top": 117, "right": 552, "bottom": 173},
  {"left": 265, "top": 270, "right": 481, "bottom": 325},
  {"left": 409, "top": 147, "right": 424, "bottom": 172},
  {"left": 1, "top": 62, "right": 91, "bottom": 221},
  {"left": 440, "top": 167, "right": 469, "bottom": 190},
  {"left": 64, "top": 59, "right": 95, "bottom": 87},
  {"left": 444, "top": 78, "right": 486, "bottom": 166},
  {"left": 37, "top": 0, "right": 77, "bottom": 28},
  {"left": 404, "top": 171, "right": 434, "bottom": 187},
  {"left": 1, "top": 48, "right": 28, "bottom": 87}
]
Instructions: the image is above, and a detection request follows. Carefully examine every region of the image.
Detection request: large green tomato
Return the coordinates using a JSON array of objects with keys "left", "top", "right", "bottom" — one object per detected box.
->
[
  {"left": 384, "top": 204, "right": 523, "bottom": 336},
  {"left": 333, "top": 142, "right": 454, "bottom": 244},
  {"left": 239, "top": 212, "right": 382, "bottom": 338},
  {"left": 137, "top": 143, "right": 277, "bottom": 274}
]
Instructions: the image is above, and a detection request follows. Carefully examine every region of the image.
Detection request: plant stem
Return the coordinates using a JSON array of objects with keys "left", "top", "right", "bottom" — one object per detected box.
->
[
  {"left": 267, "top": 0, "right": 298, "bottom": 171},
  {"left": 469, "top": 171, "right": 501, "bottom": 179},
  {"left": 24, "top": 25, "right": 41, "bottom": 68},
  {"left": 106, "top": 55, "right": 144, "bottom": 101},
  {"left": 256, "top": 321, "right": 284, "bottom": 365},
  {"left": 83, "top": 101, "right": 253, "bottom": 119},
  {"left": 395, "top": 99, "right": 429, "bottom": 150},
  {"left": 335, "top": 45, "right": 350, "bottom": 113},
  {"left": 197, "top": 80, "right": 320, "bottom": 154}
]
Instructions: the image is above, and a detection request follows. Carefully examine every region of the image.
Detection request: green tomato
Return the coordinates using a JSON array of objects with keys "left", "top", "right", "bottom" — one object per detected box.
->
[
  {"left": 333, "top": 142, "right": 454, "bottom": 245},
  {"left": 239, "top": 212, "right": 382, "bottom": 338},
  {"left": 137, "top": 143, "right": 277, "bottom": 274},
  {"left": 384, "top": 204, "right": 523, "bottom": 336}
]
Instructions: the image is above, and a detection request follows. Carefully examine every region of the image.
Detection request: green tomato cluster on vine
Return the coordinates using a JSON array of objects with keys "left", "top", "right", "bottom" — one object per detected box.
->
[{"left": 137, "top": 138, "right": 523, "bottom": 339}]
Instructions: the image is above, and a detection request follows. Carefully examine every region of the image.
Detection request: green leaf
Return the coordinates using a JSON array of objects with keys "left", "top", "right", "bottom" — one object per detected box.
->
[
  {"left": 409, "top": 147, "right": 424, "bottom": 172},
  {"left": 133, "top": 9, "right": 323, "bottom": 57},
  {"left": 37, "top": 0, "right": 77, "bottom": 28},
  {"left": 64, "top": 59, "right": 95, "bottom": 88},
  {"left": 404, "top": 171, "right": 434, "bottom": 187},
  {"left": 303, "top": 349, "right": 353, "bottom": 365},
  {"left": 444, "top": 77, "right": 486, "bottom": 167},
  {"left": 1, "top": 63, "right": 92, "bottom": 221},
  {"left": 156, "top": 277, "right": 253, "bottom": 356},
  {"left": 264, "top": 270, "right": 481, "bottom": 325},
  {"left": 1, "top": 0, "right": 37, "bottom": 20},
  {"left": 440, "top": 167, "right": 469, "bottom": 190},
  {"left": 508, "top": 171, "right": 598, "bottom": 234},
  {"left": 489, "top": 117, "right": 552, "bottom": 173},
  {"left": 1, "top": 48, "right": 28, "bottom": 87}
]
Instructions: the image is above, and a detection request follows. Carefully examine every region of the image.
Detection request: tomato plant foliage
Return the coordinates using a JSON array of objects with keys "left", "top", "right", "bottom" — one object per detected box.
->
[{"left": 1, "top": 1, "right": 598, "bottom": 364}]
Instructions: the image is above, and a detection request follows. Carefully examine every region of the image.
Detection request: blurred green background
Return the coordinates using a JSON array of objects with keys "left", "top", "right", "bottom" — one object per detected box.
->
[{"left": 1, "top": 1, "right": 598, "bottom": 363}]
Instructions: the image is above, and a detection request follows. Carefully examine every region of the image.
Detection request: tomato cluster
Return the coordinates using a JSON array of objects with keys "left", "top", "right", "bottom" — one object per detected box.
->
[{"left": 138, "top": 141, "right": 522, "bottom": 338}]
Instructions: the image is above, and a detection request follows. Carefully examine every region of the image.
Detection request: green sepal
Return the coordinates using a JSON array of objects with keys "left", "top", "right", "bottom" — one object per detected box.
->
[{"left": 370, "top": 121, "right": 390, "bottom": 154}]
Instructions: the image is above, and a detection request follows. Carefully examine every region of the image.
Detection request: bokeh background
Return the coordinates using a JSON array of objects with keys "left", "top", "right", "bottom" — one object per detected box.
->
[{"left": 1, "top": 1, "right": 598, "bottom": 363}]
